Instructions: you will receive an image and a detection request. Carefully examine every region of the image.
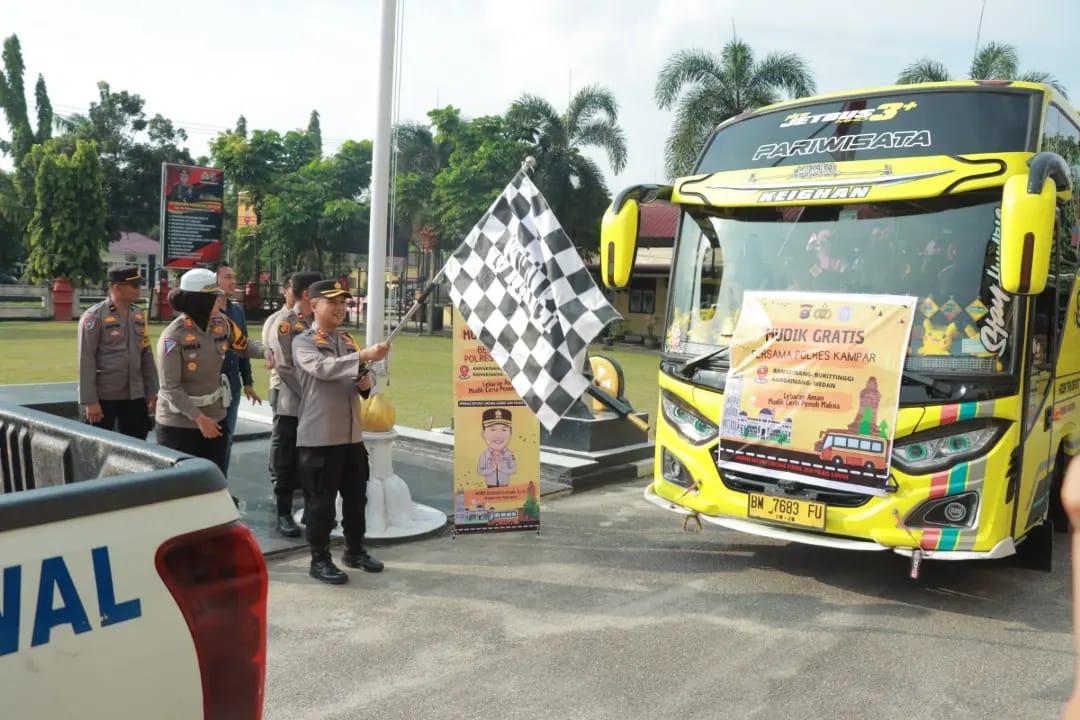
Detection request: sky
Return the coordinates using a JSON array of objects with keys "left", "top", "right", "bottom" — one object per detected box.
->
[{"left": 2, "top": 0, "right": 1079, "bottom": 191}]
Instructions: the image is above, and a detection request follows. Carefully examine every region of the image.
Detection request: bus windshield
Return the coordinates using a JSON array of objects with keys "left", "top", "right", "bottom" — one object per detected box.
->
[{"left": 666, "top": 195, "right": 1018, "bottom": 376}]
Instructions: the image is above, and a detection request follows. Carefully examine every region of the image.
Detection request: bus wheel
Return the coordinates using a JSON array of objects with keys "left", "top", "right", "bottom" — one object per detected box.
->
[
  {"left": 1049, "top": 450, "right": 1070, "bottom": 533},
  {"left": 1014, "top": 521, "right": 1054, "bottom": 572}
]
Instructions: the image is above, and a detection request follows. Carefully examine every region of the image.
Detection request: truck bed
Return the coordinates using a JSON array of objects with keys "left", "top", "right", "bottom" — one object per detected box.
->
[{"left": 0, "top": 402, "right": 267, "bottom": 720}]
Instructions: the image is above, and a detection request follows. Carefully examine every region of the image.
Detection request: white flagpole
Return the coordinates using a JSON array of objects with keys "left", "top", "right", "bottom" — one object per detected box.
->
[{"left": 365, "top": 0, "right": 398, "bottom": 348}]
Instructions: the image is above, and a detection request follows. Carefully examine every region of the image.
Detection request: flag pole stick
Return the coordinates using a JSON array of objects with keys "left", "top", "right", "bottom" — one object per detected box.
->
[{"left": 383, "top": 265, "right": 447, "bottom": 344}]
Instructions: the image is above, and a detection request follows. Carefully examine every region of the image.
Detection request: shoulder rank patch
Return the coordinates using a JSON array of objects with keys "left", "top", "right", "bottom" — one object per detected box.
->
[
  {"left": 163, "top": 338, "right": 177, "bottom": 355},
  {"left": 278, "top": 320, "right": 291, "bottom": 335},
  {"left": 341, "top": 332, "right": 357, "bottom": 349}
]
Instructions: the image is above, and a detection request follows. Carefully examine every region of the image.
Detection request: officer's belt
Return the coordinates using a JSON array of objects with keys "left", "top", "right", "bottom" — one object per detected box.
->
[{"left": 187, "top": 374, "right": 232, "bottom": 409}]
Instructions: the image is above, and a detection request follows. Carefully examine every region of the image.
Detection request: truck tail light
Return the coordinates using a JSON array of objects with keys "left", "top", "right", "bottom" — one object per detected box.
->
[{"left": 155, "top": 521, "right": 268, "bottom": 720}]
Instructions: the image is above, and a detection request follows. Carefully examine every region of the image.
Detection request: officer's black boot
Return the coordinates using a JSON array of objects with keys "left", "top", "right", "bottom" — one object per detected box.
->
[
  {"left": 309, "top": 549, "right": 348, "bottom": 585},
  {"left": 342, "top": 547, "right": 384, "bottom": 573},
  {"left": 276, "top": 514, "right": 301, "bottom": 538}
]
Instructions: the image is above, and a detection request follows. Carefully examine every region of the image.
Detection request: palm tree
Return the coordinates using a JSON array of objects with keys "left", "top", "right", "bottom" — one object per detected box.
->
[
  {"left": 507, "top": 84, "right": 628, "bottom": 253},
  {"left": 390, "top": 120, "right": 449, "bottom": 243},
  {"left": 896, "top": 41, "right": 1067, "bottom": 97},
  {"left": 654, "top": 40, "right": 816, "bottom": 179}
]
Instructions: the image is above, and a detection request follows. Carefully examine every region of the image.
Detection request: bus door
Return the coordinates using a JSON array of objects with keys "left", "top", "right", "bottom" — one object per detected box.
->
[{"left": 1017, "top": 288, "right": 1057, "bottom": 535}]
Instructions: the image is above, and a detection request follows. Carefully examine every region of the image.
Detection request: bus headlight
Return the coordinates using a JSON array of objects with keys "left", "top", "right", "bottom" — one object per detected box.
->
[
  {"left": 892, "top": 421, "right": 1006, "bottom": 474},
  {"left": 661, "top": 390, "right": 718, "bottom": 445}
]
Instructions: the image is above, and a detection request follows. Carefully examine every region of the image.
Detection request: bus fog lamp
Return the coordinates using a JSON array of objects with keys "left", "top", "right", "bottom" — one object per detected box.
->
[{"left": 944, "top": 501, "right": 968, "bottom": 523}]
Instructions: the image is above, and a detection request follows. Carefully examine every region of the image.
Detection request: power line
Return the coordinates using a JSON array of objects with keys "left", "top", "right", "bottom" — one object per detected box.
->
[
  {"left": 47, "top": 103, "right": 355, "bottom": 150},
  {"left": 972, "top": 0, "right": 987, "bottom": 65}
]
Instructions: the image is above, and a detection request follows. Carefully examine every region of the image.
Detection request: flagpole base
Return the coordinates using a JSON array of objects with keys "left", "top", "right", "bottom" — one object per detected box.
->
[{"left": 294, "top": 428, "right": 447, "bottom": 542}]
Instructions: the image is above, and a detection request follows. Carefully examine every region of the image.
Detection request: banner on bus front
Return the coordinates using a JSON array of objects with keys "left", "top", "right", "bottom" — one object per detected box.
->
[{"left": 718, "top": 291, "right": 916, "bottom": 496}]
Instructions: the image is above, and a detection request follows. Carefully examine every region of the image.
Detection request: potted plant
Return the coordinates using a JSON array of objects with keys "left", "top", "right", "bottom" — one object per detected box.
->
[
  {"left": 643, "top": 315, "right": 661, "bottom": 349},
  {"left": 604, "top": 319, "right": 630, "bottom": 347}
]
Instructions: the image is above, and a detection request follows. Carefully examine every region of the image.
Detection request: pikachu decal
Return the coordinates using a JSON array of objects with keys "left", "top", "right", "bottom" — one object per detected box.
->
[{"left": 917, "top": 318, "right": 957, "bottom": 356}]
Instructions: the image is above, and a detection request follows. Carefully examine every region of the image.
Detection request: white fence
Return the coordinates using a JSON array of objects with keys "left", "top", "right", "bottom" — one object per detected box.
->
[{"left": 0, "top": 285, "right": 155, "bottom": 320}]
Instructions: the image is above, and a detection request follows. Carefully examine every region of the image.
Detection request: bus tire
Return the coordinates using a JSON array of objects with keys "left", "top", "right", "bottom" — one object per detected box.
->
[{"left": 1049, "top": 449, "right": 1070, "bottom": 533}]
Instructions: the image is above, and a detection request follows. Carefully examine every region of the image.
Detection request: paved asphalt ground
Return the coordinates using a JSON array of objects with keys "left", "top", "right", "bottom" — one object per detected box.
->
[{"left": 261, "top": 480, "right": 1075, "bottom": 720}]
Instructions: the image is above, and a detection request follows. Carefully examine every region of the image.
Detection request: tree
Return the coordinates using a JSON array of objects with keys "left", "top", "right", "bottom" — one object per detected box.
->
[
  {"left": 654, "top": 40, "right": 816, "bottom": 178},
  {"left": 507, "top": 84, "right": 627, "bottom": 254},
  {"left": 0, "top": 34, "right": 53, "bottom": 164},
  {"left": 257, "top": 138, "right": 373, "bottom": 273},
  {"left": 0, "top": 169, "right": 21, "bottom": 270},
  {"left": 391, "top": 119, "right": 452, "bottom": 250},
  {"left": 858, "top": 407, "right": 873, "bottom": 435},
  {"left": 896, "top": 41, "right": 1068, "bottom": 97},
  {"left": 0, "top": 34, "right": 55, "bottom": 265},
  {"left": 25, "top": 139, "right": 108, "bottom": 284},
  {"left": 211, "top": 121, "right": 290, "bottom": 224},
  {"left": 429, "top": 108, "right": 527, "bottom": 244},
  {"left": 55, "top": 82, "right": 194, "bottom": 237}
]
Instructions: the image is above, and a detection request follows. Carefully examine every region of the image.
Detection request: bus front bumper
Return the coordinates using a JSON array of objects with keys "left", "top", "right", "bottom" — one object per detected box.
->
[{"left": 643, "top": 484, "right": 1016, "bottom": 561}]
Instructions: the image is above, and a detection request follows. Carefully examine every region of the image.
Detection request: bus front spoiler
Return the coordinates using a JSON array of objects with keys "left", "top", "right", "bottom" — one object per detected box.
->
[{"left": 643, "top": 484, "right": 1017, "bottom": 561}]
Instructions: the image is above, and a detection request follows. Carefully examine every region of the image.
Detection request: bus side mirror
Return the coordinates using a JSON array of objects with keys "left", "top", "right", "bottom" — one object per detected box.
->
[
  {"left": 600, "top": 198, "right": 640, "bottom": 289},
  {"left": 999, "top": 173, "right": 1055, "bottom": 295}
]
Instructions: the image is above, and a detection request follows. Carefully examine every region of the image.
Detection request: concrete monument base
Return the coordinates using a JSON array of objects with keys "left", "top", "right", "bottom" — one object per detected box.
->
[{"left": 295, "top": 428, "right": 447, "bottom": 541}]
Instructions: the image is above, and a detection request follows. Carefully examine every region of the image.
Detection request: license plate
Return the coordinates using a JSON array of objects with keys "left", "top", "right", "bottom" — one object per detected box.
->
[{"left": 747, "top": 493, "right": 826, "bottom": 530}]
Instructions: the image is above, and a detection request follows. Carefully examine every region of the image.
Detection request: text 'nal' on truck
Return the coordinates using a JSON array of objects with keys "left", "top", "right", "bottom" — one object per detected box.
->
[{"left": 0, "top": 402, "right": 268, "bottom": 719}]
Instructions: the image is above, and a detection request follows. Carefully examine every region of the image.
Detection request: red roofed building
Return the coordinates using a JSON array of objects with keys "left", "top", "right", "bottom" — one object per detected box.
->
[
  {"left": 103, "top": 232, "right": 159, "bottom": 281},
  {"left": 638, "top": 202, "right": 679, "bottom": 243},
  {"left": 590, "top": 202, "right": 679, "bottom": 344}
]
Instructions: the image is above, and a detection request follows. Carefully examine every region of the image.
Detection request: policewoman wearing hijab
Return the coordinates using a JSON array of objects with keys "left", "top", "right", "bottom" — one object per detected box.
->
[{"left": 155, "top": 268, "right": 275, "bottom": 483}]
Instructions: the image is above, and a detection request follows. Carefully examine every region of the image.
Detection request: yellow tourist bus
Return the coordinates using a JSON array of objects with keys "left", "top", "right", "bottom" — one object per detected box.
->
[{"left": 602, "top": 80, "right": 1080, "bottom": 577}]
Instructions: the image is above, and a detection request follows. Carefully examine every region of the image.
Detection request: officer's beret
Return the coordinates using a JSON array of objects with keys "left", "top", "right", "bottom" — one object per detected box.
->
[
  {"left": 482, "top": 408, "right": 512, "bottom": 428},
  {"left": 108, "top": 266, "right": 143, "bottom": 285},
  {"left": 310, "top": 279, "right": 352, "bottom": 299}
]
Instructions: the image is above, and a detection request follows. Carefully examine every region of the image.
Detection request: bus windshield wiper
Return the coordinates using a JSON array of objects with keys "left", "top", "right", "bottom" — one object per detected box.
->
[
  {"left": 678, "top": 345, "right": 731, "bottom": 377},
  {"left": 902, "top": 369, "right": 953, "bottom": 397}
]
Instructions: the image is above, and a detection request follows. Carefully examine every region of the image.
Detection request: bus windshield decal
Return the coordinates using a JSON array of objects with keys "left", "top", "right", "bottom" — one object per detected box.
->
[
  {"left": 977, "top": 207, "right": 1011, "bottom": 356},
  {"left": 779, "top": 100, "right": 920, "bottom": 128},
  {"left": 698, "top": 90, "right": 1035, "bottom": 172},
  {"left": 754, "top": 130, "right": 933, "bottom": 162}
]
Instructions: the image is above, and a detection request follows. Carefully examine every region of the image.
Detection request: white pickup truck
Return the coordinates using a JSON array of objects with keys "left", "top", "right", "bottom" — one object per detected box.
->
[{"left": 0, "top": 402, "right": 268, "bottom": 719}]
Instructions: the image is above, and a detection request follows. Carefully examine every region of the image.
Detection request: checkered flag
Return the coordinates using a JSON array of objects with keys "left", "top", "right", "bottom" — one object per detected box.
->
[{"left": 445, "top": 172, "right": 620, "bottom": 431}]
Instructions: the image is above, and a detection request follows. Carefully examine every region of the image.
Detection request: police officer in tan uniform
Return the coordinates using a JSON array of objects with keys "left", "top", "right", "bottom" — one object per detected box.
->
[
  {"left": 262, "top": 272, "right": 294, "bottom": 412},
  {"left": 155, "top": 268, "right": 275, "bottom": 489},
  {"left": 294, "top": 279, "right": 390, "bottom": 584},
  {"left": 77, "top": 266, "right": 158, "bottom": 438},
  {"left": 266, "top": 270, "right": 321, "bottom": 537}
]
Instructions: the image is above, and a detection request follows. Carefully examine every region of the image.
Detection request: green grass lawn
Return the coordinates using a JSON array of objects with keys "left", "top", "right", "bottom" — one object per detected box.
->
[{"left": 0, "top": 321, "right": 662, "bottom": 435}]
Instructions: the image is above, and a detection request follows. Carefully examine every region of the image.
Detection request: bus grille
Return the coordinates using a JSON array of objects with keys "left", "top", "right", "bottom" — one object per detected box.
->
[{"left": 712, "top": 455, "right": 873, "bottom": 508}]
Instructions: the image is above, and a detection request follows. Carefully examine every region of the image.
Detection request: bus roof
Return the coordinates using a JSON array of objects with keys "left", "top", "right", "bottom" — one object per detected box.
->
[{"left": 725, "top": 79, "right": 1076, "bottom": 130}]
